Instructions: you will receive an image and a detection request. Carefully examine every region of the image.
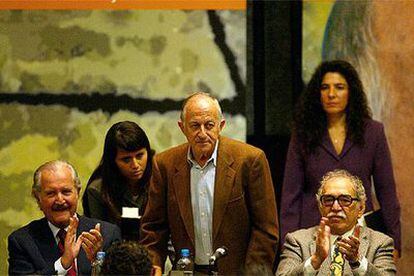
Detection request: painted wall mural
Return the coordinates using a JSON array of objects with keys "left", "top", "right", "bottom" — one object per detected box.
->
[{"left": 0, "top": 10, "right": 246, "bottom": 273}]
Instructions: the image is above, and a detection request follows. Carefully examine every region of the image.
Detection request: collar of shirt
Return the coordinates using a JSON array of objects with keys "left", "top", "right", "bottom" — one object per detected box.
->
[
  {"left": 186, "top": 140, "right": 219, "bottom": 168},
  {"left": 329, "top": 224, "right": 358, "bottom": 259},
  {"left": 329, "top": 223, "right": 360, "bottom": 246},
  {"left": 48, "top": 214, "right": 77, "bottom": 244}
]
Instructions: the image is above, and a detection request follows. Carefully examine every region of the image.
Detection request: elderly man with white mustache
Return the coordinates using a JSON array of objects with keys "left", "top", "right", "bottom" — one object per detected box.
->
[{"left": 276, "top": 169, "right": 396, "bottom": 275}]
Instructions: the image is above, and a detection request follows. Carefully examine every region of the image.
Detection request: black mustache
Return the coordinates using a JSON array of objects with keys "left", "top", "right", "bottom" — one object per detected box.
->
[{"left": 52, "top": 204, "right": 69, "bottom": 211}]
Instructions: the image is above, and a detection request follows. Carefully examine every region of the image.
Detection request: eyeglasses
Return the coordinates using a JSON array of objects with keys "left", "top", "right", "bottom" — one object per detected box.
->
[{"left": 320, "top": 195, "right": 359, "bottom": 207}]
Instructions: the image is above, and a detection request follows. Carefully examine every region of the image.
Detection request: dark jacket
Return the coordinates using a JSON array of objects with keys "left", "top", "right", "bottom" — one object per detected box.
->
[{"left": 8, "top": 215, "right": 121, "bottom": 275}]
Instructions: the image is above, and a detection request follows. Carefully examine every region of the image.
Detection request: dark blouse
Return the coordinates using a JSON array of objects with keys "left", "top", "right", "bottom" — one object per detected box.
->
[{"left": 84, "top": 178, "right": 147, "bottom": 240}]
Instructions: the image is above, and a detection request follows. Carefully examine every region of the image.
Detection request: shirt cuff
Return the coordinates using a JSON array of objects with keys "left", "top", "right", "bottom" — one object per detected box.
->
[
  {"left": 304, "top": 257, "right": 318, "bottom": 276},
  {"left": 351, "top": 256, "right": 368, "bottom": 275},
  {"left": 54, "top": 257, "right": 71, "bottom": 275}
]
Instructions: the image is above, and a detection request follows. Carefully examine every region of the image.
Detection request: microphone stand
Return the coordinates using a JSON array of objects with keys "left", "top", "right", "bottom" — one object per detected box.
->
[
  {"left": 208, "top": 246, "right": 228, "bottom": 275},
  {"left": 208, "top": 259, "right": 218, "bottom": 276}
]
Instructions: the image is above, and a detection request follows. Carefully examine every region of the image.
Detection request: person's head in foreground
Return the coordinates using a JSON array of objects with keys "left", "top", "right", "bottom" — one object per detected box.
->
[{"left": 101, "top": 241, "right": 153, "bottom": 275}]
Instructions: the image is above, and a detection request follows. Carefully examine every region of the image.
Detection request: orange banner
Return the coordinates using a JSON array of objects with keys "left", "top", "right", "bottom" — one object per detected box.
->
[{"left": 0, "top": 0, "right": 246, "bottom": 10}]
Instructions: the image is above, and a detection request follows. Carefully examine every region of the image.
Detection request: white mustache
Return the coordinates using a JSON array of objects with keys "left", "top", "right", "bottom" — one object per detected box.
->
[{"left": 327, "top": 212, "right": 346, "bottom": 219}]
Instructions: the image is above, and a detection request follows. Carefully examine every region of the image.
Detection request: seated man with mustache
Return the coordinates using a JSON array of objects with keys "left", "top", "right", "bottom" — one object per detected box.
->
[
  {"left": 8, "top": 160, "right": 121, "bottom": 275},
  {"left": 276, "top": 169, "right": 396, "bottom": 275}
]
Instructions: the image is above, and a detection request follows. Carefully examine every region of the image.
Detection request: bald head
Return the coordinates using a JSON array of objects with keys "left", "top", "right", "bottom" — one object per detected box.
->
[{"left": 180, "top": 92, "right": 223, "bottom": 124}]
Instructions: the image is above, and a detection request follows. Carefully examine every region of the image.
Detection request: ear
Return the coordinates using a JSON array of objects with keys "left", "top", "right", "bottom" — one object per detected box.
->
[
  {"left": 317, "top": 202, "right": 324, "bottom": 215},
  {"left": 32, "top": 190, "right": 41, "bottom": 208},
  {"left": 219, "top": 119, "right": 226, "bottom": 131},
  {"left": 357, "top": 202, "right": 366, "bottom": 218},
  {"left": 178, "top": 121, "right": 185, "bottom": 134}
]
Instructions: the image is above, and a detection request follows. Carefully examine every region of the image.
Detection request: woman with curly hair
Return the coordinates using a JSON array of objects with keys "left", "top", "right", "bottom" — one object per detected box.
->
[
  {"left": 82, "top": 121, "right": 153, "bottom": 240},
  {"left": 280, "top": 60, "right": 401, "bottom": 254}
]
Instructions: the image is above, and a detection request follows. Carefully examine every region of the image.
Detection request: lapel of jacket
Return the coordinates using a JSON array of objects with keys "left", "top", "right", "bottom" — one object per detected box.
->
[
  {"left": 358, "top": 226, "right": 370, "bottom": 262},
  {"left": 173, "top": 145, "right": 195, "bottom": 247},
  {"left": 321, "top": 131, "right": 354, "bottom": 160},
  {"left": 321, "top": 131, "right": 340, "bottom": 160},
  {"left": 212, "top": 137, "right": 236, "bottom": 242},
  {"left": 342, "top": 227, "right": 369, "bottom": 275},
  {"left": 34, "top": 218, "right": 61, "bottom": 264},
  {"left": 76, "top": 215, "right": 94, "bottom": 274}
]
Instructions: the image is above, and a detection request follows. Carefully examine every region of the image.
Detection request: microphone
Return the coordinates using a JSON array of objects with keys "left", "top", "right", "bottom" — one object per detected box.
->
[{"left": 209, "top": 246, "right": 228, "bottom": 264}]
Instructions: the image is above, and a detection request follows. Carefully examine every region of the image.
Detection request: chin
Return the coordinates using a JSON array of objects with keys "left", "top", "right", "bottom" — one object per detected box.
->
[
  {"left": 331, "top": 225, "right": 350, "bottom": 235},
  {"left": 130, "top": 175, "right": 143, "bottom": 181},
  {"left": 326, "top": 109, "right": 346, "bottom": 115},
  {"left": 52, "top": 211, "right": 73, "bottom": 221},
  {"left": 51, "top": 218, "right": 70, "bottom": 228}
]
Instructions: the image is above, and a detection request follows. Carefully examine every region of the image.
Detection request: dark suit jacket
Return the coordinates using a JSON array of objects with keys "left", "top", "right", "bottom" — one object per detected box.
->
[
  {"left": 276, "top": 226, "right": 396, "bottom": 276},
  {"left": 280, "top": 119, "right": 401, "bottom": 251},
  {"left": 8, "top": 215, "right": 121, "bottom": 275},
  {"left": 140, "top": 136, "right": 279, "bottom": 274}
]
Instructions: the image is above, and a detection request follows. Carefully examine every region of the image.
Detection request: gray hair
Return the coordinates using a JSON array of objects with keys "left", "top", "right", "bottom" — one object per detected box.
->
[
  {"left": 179, "top": 91, "right": 223, "bottom": 123},
  {"left": 32, "top": 160, "right": 81, "bottom": 197},
  {"left": 323, "top": 0, "right": 387, "bottom": 120},
  {"left": 316, "top": 169, "right": 366, "bottom": 204}
]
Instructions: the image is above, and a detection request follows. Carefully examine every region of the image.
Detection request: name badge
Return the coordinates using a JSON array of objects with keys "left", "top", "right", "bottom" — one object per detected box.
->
[{"left": 122, "top": 207, "right": 141, "bottom": 219}]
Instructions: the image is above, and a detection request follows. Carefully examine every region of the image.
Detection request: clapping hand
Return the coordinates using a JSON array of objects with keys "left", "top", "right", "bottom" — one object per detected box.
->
[
  {"left": 80, "top": 223, "right": 103, "bottom": 262},
  {"left": 337, "top": 224, "right": 361, "bottom": 263},
  {"left": 61, "top": 216, "right": 82, "bottom": 269},
  {"left": 311, "top": 217, "right": 331, "bottom": 269}
]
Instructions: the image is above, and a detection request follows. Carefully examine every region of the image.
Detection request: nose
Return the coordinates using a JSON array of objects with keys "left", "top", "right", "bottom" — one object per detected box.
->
[
  {"left": 56, "top": 192, "right": 64, "bottom": 203},
  {"left": 198, "top": 125, "right": 207, "bottom": 138},
  {"left": 331, "top": 199, "right": 342, "bottom": 211},
  {"left": 130, "top": 158, "right": 140, "bottom": 169},
  {"left": 327, "top": 86, "right": 336, "bottom": 99}
]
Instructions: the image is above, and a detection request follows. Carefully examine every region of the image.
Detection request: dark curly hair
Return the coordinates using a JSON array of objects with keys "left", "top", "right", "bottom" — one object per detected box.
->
[
  {"left": 82, "top": 121, "right": 153, "bottom": 222},
  {"left": 101, "top": 241, "right": 153, "bottom": 275},
  {"left": 293, "top": 60, "right": 372, "bottom": 153}
]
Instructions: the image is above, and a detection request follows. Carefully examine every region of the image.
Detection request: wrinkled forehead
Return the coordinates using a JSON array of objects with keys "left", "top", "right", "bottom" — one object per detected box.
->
[
  {"left": 40, "top": 167, "right": 75, "bottom": 188},
  {"left": 183, "top": 96, "right": 221, "bottom": 120}
]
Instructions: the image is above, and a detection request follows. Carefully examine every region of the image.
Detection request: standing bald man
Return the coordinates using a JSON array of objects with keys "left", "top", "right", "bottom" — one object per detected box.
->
[{"left": 140, "top": 92, "right": 279, "bottom": 275}]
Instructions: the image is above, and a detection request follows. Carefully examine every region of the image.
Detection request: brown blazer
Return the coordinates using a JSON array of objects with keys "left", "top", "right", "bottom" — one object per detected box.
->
[
  {"left": 276, "top": 226, "right": 396, "bottom": 276},
  {"left": 140, "top": 136, "right": 279, "bottom": 274}
]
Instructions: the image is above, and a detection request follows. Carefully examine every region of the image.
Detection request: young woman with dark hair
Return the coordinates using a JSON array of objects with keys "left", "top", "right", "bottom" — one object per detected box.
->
[{"left": 82, "top": 121, "right": 153, "bottom": 240}]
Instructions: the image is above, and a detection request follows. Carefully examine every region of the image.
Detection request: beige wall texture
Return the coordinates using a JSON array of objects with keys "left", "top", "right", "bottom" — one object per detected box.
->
[{"left": 0, "top": 10, "right": 246, "bottom": 273}]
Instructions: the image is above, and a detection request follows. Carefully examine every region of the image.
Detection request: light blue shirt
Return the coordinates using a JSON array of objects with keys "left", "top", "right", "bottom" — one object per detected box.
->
[{"left": 187, "top": 141, "right": 218, "bottom": 265}]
